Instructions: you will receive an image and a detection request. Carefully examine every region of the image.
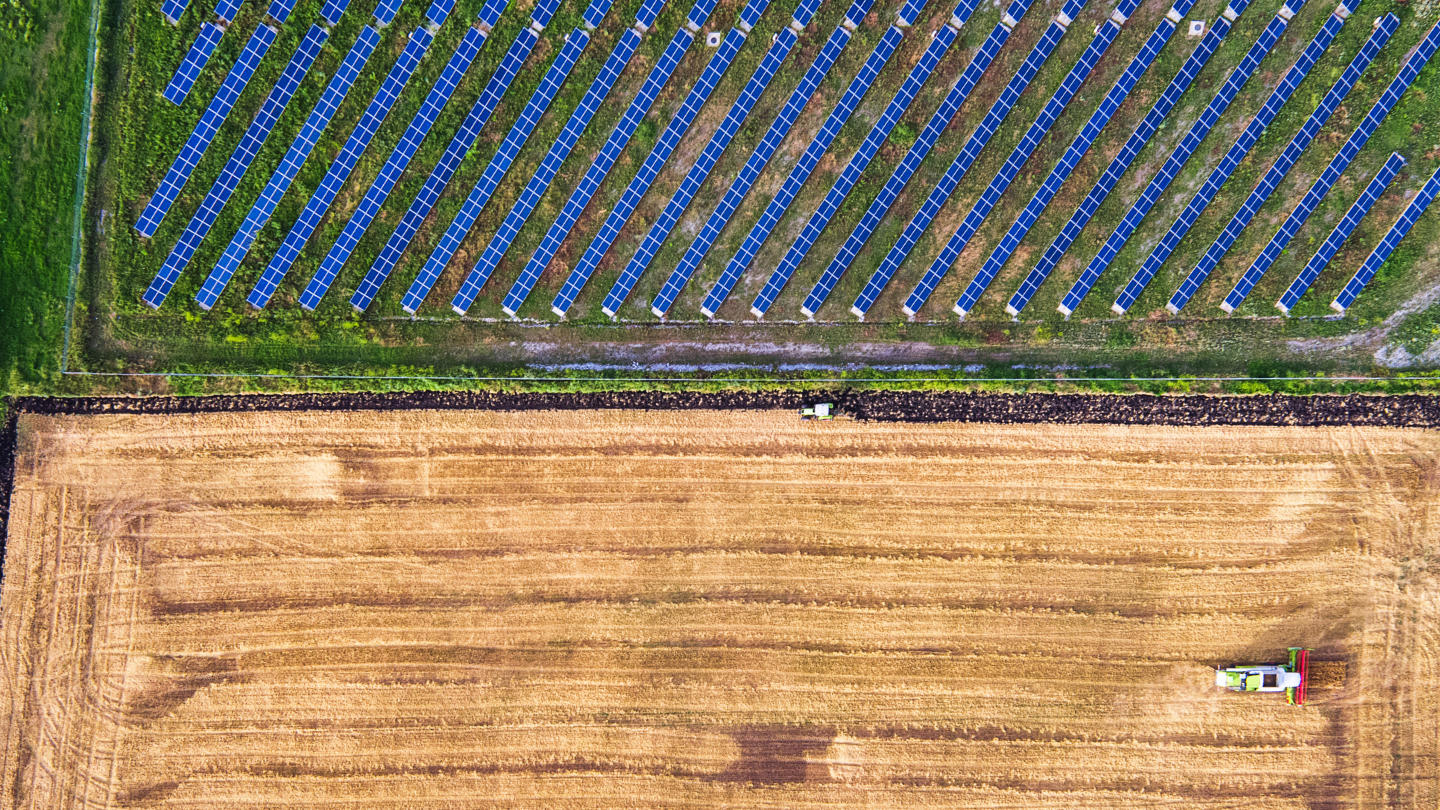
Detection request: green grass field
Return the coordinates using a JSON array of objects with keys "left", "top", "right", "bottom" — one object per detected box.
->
[{"left": 10, "top": 0, "right": 1440, "bottom": 393}]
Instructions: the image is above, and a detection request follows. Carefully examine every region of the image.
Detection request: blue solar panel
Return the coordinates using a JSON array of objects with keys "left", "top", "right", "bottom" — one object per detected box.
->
[
  {"left": 248, "top": 25, "right": 434, "bottom": 308},
  {"left": 320, "top": 0, "right": 349, "bottom": 25},
  {"left": 216, "top": 0, "right": 242, "bottom": 23},
  {"left": 554, "top": 17, "right": 758, "bottom": 316},
  {"left": 1332, "top": 165, "right": 1440, "bottom": 313},
  {"left": 1276, "top": 152, "right": 1404, "bottom": 314},
  {"left": 198, "top": 25, "right": 379, "bottom": 310},
  {"left": 999, "top": 5, "right": 1192, "bottom": 318},
  {"left": 701, "top": 22, "right": 906, "bottom": 318},
  {"left": 428, "top": 0, "right": 455, "bottom": 26},
  {"left": 904, "top": 0, "right": 1105, "bottom": 318},
  {"left": 831, "top": 0, "right": 1032, "bottom": 320},
  {"left": 484, "top": 27, "right": 645, "bottom": 316},
  {"left": 165, "top": 23, "right": 224, "bottom": 105},
  {"left": 1040, "top": 2, "right": 1251, "bottom": 316},
  {"left": 773, "top": 0, "right": 979, "bottom": 318},
  {"left": 302, "top": 25, "right": 487, "bottom": 310},
  {"left": 945, "top": 1, "right": 1126, "bottom": 318},
  {"left": 851, "top": 2, "right": 1074, "bottom": 318},
  {"left": 373, "top": 0, "right": 403, "bottom": 25},
  {"left": 503, "top": 11, "right": 701, "bottom": 316},
  {"left": 602, "top": 23, "right": 799, "bottom": 317},
  {"left": 144, "top": 25, "right": 327, "bottom": 307},
  {"left": 136, "top": 24, "right": 275, "bottom": 239},
  {"left": 1075, "top": 3, "right": 1297, "bottom": 315},
  {"left": 1221, "top": 23, "right": 1440, "bottom": 312},
  {"left": 267, "top": 0, "right": 295, "bottom": 23},
  {"left": 1099, "top": 8, "right": 1345, "bottom": 318},
  {"left": 636, "top": 0, "right": 667, "bottom": 29},
  {"left": 650, "top": 0, "right": 874, "bottom": 318},
  {"left": 360, "top": 23, "right": 556, "bottom": 311},
  {"left": 162, "top": 0, "right": 189, "bottom": 24},
  {"left": 1165, "top": 14, "right": 1397, "bottom": 315}
]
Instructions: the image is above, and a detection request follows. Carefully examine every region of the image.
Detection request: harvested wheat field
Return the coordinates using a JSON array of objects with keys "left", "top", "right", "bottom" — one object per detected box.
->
[{"left": 2, "top": 408, "right": 1438, "bottom": 809}]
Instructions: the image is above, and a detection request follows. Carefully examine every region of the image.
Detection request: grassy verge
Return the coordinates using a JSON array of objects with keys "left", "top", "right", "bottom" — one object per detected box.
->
[{"left": 0, "top": 0, "right": 95, "bottom": 391}]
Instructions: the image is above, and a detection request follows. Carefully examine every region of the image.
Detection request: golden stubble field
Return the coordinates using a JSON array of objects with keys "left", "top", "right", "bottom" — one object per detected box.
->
[{"left": 1, "top": 409, "right": 1437, "bottom": 808}]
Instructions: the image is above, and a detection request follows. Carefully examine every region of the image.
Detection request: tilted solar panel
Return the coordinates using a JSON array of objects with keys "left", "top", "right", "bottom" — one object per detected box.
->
[
  {"left": 1332, "top": 164, "right": 1440, "bottom": 313},
  {"left": 700, "top": 13, "right": 914, "bottom": 318},
  {"left": 554, "top": 8, "right": 763, "bottom": 316},
  {"left": 649, "top": 0, "right": 873, "bottom": 318},
  {"left": 482, "top": 29, "right": 646, "bottom": 315},
  {"left": 364, "top": 21, "right": 562, "bottom": 311},
  {"left": 887, "top": 0, "right": 1090, "bottom": 317},
  {"left": 136, "top": 23, "right": 276, "bottom": 239},
  {"left": 603, "top": 15, "right": 803, "bottom": 317},
  {"left": 774, "top": 0, "right": 982, "bottom": 318},
  {"left": 1165, "top": 13, "right": 1396, "bottom": 314},
  {"left": 302, "top": 24, "right": 488, "bottom": 310},
  {"left": 321, "top": 0, "right": 349, "bottom": 25},
  {"left": 144, "top": 25, "right": 328, "bottom": 307},
  {"left": 165, "top": 23, "right": 224, "bottom": 106},
  {"left": 851, "top": 0, "right": 1083, "bottom": 317},
  {"left": 1046, "top": 0, "right": 1253, "bottom": 316},
  {"left": 162, "top": 0, "right": 189, "bottom": 24},
  {"left": 1001, "top": 0, "right": 1197, "bottom": 317},
  {"left": 198, "top": 25, "right": 380, "bottom": 309},
  {"left": 216, "top": 0, "right": 243, "bottom": 23},
  {"left": 1220, "top": 20, "right": 1440, "bottom": 312},
  {"left": 267, "top": 0, "right": 295, "bottom": 24},
  {"left": 948, "top": 0, "right": 1139, "bottom": 319},
  {"left": 248, "top": 25, "right": 434, "bottom": 308},
  {"left": 504, "top": 0, "right": 713, "bottom": 315},
  {"left": 374, "top": 0, "right": 403, "bottom": 26},
  {"left": 829, "top": 0, "right": 1037, "bottom": 320},
  {"left": 1108, "top": 5, "right": 1347, "bottom": 317},
  {"left": 1276, "top": 151, "right": 1404, "bottom": 313},
  {"left": 1075, "top": 1, "right": 1301, "bottom": 315}
]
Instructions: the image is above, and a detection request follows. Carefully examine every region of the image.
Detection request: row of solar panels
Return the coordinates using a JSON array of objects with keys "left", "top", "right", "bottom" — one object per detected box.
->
[{"left": 139, "top": 0, "right": 1440, "bottom": 323}]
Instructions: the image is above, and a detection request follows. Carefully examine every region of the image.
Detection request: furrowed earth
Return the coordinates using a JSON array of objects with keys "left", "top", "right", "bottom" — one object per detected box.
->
[{"left": 2, "top": 409, "right": 1437, "bottom": 808}]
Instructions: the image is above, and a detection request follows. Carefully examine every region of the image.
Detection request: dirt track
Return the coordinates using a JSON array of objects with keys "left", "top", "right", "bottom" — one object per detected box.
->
[{"left": 2, "top": 409, "right": 1437, "bottom": 808}]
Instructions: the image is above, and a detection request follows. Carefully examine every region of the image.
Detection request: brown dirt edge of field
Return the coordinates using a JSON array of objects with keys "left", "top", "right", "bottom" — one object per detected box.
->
[{"left": 2, "top": 390, "right": 1437, "bottom": 581}]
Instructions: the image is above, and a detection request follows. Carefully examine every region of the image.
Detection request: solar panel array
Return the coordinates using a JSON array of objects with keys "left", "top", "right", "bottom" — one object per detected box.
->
[
  {"left": 374, "top": 0, "right": 403, "bottom": 26},
  {"left": 854, "top": 0, "right": 1080, "bottom": 318},
  {"left": 216, "top": 0, "right": 243, "bottom": 23},
  {"left": 135, "top": 23, "right": 275, "bottom": 239},
  {"left": 197, "top": 25, "right": 380, "bottom": 309},
  {"left": 302, "top": 25, "right": 488, "bottom": 310},
  {"left": 248, "top": 24, "right": 435, "bottom": 308},
  {"left": 266, "top": 0, "right": 295, "bottom": 24},
  {"left": 554, "top": 8, "right": 760, "bottom": 316},
  {"left": 478, "top": 27, "right": 645, "bottom": 315},
  {"left": 1165, "top": 15, "right": 1395, "bottom": 314},
  {"left": 1276, "top": 151, "right": 1404, "bottom": 313},
  {"left": 321, "top": 0, "right": 349, "bottom": 25},
  {"left": 165, "top": 23, "right": 224, "bottom": 105},
  {"left": 648, "top": 0, "right": 873, "bottom": 318},
  {"left": 998, "top": 0, "right": 1193, "bottom": 318},
  {"left": 701, "top": 18, "right": 912, "bottom": 318},
  {"left": 428, "top": 0, "right": 456, "bottom": 26},
  {"left": 602, "top": 0, "right": 819, "bottom": 317},
  {"left": 1111, "top": 7, "right": 1345, "bottom": 316},
  {"left": 768, "top": 0, "right": 979, "bottom": 318},
  {"left": 1332, "top": 164, "right": 1440, "bottom": 313},
  {"left": 1035, "top": 5, "right": 1246, "bottom": 316},
  {"left": 1095, "top": 2, "right": 1298, "bottom": 315},
  {"left": 1220, "top": 22, "right": 1440, "bottom": 312},
  {"left": 502, "top": 0, "right": 717, "bottom": 315},
  {"left": 144, "top": 25, "right": 327, "bottom": 307},
  {"left": 356, "top": 0, "right": 554, "bottom": 311},
  {"left": 162, "top": 0, "right": 189, "bottom": 24},
  {"left": 385, "top": 11, "right": 565, "bottom": 312},
  {"left": 947, "top": 0, "right": 1137, "bottom": 319},
  {"left": 818, "top": 0, "right": 1032, "bottom": 321}
]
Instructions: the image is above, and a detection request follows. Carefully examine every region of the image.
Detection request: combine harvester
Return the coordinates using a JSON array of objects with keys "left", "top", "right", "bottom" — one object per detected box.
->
[{"left": 1215, "top": 647, "right": 1309, "bottom": 705}]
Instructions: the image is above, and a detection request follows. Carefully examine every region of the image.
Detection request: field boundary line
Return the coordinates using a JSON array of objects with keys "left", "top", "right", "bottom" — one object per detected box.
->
[{"left": 58, "top": 0, "right": 104, "bottom": 375}]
